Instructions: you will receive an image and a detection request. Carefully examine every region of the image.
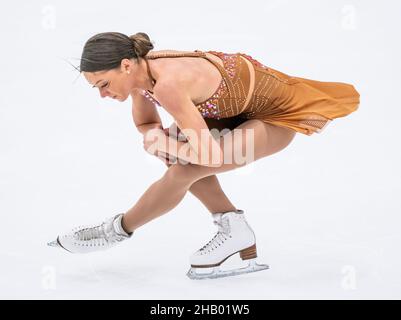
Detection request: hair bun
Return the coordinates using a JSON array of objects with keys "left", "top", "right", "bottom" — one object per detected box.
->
[{"left": 129, "top": 32, "right": 154, "bottom": 57}]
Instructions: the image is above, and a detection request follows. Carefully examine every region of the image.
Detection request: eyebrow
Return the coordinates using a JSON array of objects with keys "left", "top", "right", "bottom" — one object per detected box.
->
[{"left": 92, "top": 79, "right": 104, "bottom": 88}]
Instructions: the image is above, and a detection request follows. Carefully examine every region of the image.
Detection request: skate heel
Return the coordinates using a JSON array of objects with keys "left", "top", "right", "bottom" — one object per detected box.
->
[{"left": 239, "top": 244, "right": 257, "bottom": 260}]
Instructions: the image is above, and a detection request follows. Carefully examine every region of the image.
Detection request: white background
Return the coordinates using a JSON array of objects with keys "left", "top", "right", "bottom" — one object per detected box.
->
[{"left": 1, "top": 0, "right": 400, "bottom": 299}]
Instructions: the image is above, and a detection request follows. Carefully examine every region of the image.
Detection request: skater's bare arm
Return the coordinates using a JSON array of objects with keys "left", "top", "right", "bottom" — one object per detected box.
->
[
  {"left": 131, "top": 89, "right": 163, "bottom": 135},
  {"left": 152, "top": 81, "right": 224, "bottom": 167},
  {"left": 131, "top": 90, "right": 181, "bottom": 163}
]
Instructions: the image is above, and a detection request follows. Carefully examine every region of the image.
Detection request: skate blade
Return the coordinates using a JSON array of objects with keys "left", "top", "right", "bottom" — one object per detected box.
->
[
  {"left": 47, "top": 238, "right": 61, "bottom": 248},
  {"left": 187, "top": 259, "right": 269, "bottom": 280}
]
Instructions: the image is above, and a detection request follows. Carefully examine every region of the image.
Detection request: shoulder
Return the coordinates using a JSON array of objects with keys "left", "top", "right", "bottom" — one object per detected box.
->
[{"left": 153, "top": 77, "right": 192, "bottom": 112}]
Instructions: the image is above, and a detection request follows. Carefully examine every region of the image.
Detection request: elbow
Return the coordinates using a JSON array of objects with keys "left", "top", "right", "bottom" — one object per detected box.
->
[{"left": 136, "top": 122, "right": 163, "bottom": 135}]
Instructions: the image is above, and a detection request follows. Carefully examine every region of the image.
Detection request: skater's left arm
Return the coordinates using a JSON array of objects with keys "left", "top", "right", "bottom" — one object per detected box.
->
[{"left": 149, "top": 82, "right": 224, "bottom": 167}]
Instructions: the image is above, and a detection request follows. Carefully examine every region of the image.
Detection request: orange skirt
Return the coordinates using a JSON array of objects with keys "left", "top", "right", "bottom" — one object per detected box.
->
[{"left": 256, "top": 75, "right": 361, "bottom": 136}]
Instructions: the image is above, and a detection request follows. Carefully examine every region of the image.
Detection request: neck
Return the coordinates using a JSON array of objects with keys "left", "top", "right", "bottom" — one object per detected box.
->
[{"left": 143, "top": 57, "right": 157, "bottom": 92}]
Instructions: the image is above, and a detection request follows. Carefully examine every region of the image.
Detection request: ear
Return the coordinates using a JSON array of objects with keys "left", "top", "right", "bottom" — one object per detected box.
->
[{"left": 120, "top": 58, "right": 132, "bottom": 73}]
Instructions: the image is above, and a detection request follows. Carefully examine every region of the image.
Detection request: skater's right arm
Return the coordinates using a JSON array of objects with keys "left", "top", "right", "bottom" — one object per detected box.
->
[{"left": 131, "top": 89, "right": 163, "bottom": 135}]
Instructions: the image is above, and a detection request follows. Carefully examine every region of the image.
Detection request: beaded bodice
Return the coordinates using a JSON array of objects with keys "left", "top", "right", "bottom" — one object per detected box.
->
[
  {"left": 143, "top": 50, "right": 248, "bottom": 120},
  {"left": 142, "top": 50, "right": 297, "bottom": 120}
]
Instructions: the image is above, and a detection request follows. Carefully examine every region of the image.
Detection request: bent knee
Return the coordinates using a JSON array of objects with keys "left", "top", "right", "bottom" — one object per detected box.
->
[{"left": 164, "top": 162, "right": 201, "bottom": 184}]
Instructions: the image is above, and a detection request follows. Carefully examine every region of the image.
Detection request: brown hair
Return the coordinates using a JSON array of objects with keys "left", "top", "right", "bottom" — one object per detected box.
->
[{"left": 79, "top": 32, "right": 154, "bottom": 72}]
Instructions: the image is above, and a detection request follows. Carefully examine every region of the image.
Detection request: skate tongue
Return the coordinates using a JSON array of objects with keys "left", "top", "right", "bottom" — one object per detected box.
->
[
  {"left": 213, "top": 215, "right": 230, "bottom": 235},
  {"left": 212, "top": 212, "right": 223, "bottom": 222},
  {"left": 112, "top": 214, "right": 133, "bottom": 237}
]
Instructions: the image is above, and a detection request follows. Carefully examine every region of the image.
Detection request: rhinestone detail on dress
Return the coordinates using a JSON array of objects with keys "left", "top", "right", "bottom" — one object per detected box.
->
[
  {"left": 143, "top": 90, "right": 160, "bottom": 106},
  {"left": 238, "top": 52, "right": 290, "bottom": 84},
  {"left": 237, "top": 53, "right": 269, "bottom": 70},
  {"left": 141, "top": 50, "right": 239, "bottom": 119},
  {"left": 195, "top": 51, "right": 237, "bottom": 119}
]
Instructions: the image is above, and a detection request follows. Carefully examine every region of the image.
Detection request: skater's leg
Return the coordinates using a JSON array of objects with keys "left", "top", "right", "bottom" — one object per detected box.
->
[
  {"left": 122, "top": 120, "right": 296, "bottom": 232},
  {"left": 165, "top": 156, "right": 237, "bottom": 213},
  {"left": 160, "top": 123, "right": 237, "bottom": 214},
  {"left": 187, "top": 175, "right": 237, "bottom": 213}
]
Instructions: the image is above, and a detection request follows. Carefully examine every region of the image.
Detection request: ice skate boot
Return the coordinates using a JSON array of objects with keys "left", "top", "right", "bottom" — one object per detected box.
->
[
  {"left": 47, "top": 213, "right": 132, "bottom": 253},
  {"left": 187, "top": 209, "right": 269, "bottom": 280}
]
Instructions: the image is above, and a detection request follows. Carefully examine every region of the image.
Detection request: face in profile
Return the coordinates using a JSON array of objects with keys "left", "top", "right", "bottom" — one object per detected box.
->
[{"left": 83, "top": 58, "right": 143, "bottom": 102}]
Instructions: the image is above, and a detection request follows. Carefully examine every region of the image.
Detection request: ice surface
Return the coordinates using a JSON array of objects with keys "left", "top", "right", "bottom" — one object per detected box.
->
[{"left": 1, "top": 0, "right": 400, "bottom": 299}]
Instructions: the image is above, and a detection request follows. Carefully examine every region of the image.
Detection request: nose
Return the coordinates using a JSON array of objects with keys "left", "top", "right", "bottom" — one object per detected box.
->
[{"left": 99, "top": 88, "right": 110, "bottom": 99}]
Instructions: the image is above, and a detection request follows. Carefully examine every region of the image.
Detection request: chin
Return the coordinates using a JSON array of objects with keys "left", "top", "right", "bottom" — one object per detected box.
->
[
  {"left": 121, "top": 95, "right": 129, "bottom": 102},
  {"left": 117, "top": 95, "right": 127, "bottom": 102}
]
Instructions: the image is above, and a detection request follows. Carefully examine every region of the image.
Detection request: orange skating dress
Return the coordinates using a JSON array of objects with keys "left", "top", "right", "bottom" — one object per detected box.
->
[{"left": 143, "top": 50, "right": 360, "bottom": 136}]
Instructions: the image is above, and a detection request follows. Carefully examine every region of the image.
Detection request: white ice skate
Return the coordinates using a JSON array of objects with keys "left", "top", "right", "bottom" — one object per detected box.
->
[
  {"left": 187, "top": 209, "right": 269, "bottom": 280},
  {"left": 47, "top": 213, "right": 133, "bottom": 253}
]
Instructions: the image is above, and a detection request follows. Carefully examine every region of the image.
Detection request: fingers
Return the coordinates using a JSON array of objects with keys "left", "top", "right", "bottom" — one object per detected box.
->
[
  {"left": 156, "top": 151, "right": 175, "bottom": 167},
  {"left": 158, "top": 151, "right": 177, "bottom": 164},
  {"left": 142, "top": 126, "right": 181, "bottom": 164},
  {"left": 164, "top": 122, "right": 183, "bottom": 140},
  {"left": 156, "top": 154, "right": 169, "bottom": 165},
  {"left": 163, "top": 127, "right": 170, "bottom": 136}
]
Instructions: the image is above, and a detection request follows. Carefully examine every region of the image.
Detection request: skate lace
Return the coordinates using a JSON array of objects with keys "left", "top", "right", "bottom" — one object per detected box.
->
[
  {"left": 199, "top": 219, "right": 231, "bottom": 252},
  {"left": 75, "top": 224, "right": 105, "bottom": 241},
  {"left": 74, "top": 221, "right": 125, "bottom": 247}
]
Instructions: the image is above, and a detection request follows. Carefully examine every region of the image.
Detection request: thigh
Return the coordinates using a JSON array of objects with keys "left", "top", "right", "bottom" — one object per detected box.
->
[{"left": 168, "top": 119, "right": 297, "bottom": 180}]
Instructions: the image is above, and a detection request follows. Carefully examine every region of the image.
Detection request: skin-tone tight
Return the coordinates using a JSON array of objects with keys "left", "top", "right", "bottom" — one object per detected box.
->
[{"left": 121, "top": 119, "right": 296, "bottom": 233}]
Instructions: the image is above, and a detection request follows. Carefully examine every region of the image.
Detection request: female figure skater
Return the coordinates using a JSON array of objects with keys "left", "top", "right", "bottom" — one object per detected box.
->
[{"left": 48, "top": 32, "right": 360, "bottom": 279}]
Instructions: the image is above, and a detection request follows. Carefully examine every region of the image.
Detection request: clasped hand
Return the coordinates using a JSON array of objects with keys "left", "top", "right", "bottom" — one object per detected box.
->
[{"left": 143, "top": 123, "right": 187, "bottom": 165}]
